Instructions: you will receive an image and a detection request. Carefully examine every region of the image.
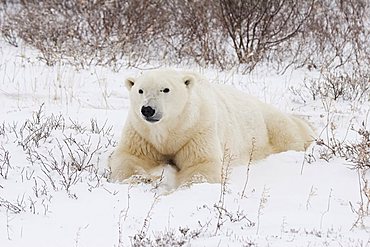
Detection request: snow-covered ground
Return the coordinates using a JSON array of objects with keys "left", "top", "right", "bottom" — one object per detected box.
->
[{"left": 0, "top": 41, "right": 369, "bottom": 247}]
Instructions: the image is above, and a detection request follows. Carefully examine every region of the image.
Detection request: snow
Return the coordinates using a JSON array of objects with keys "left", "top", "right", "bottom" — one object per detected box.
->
[{"left": 0, "top": 41, "right": 369, "bottom": 247}]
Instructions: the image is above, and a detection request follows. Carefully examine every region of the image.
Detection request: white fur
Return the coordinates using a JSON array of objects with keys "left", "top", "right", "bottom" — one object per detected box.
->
[{"left": 109, "top": 69, "right": 315, "bottom": 187}]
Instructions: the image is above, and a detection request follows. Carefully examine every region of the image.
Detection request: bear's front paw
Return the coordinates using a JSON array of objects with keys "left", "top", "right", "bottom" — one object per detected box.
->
[
  {"left": 127, "top": 174, "right": 161, "bottom": 185},
  {"left": 109, "top": 168, "right": 130, "bottom": 183},
  {"left": 178, "top": 173, "right": 209, "bottom": 188}
]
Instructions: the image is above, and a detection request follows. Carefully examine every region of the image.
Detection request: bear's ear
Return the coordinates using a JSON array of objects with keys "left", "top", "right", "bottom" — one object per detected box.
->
[
  {"left": 183, "top": 75, "right": 195, "bottom": 89},
  {"left": 125, "top": 77, "right": 135, "bottom": 90}
]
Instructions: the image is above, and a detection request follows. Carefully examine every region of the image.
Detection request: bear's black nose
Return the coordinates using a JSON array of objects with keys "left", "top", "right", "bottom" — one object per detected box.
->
[{"left": 141, "top": 106, "right": 155, "bottom": 118}]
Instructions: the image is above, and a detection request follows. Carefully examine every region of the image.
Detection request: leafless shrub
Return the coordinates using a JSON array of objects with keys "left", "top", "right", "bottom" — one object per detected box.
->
[
  {"left": 164, "top": 0, "right": 315, "bottom": 71},
  {"left": 163, "top": 0, "right": 230, "bottom": 69},
  {"left": 0, "top": 122, "right": 5, "bottom": 136},
  {"left": 316, "top": 122, "right": 369, "bottom": 169},
  {"left": 241, "top": 137, "right": 256, "bottom": 198},
  {"left": 213, "top": 204, "right": 255, "bottom": 228},
  {"left": 2, "top": 0, "right": 369, "bottom": 74},
  {"left": 256, "top": 186, "right": 270, "bottom": 234},
  {"left": 117, "top": 185, "right": 132, "bottom": 246},
  {"left": 344, "top": 124, "right": 370, "bottom": 170},
  {"left": 305, "top": 186, "right": 318, "bottom": 210},
  {"left": 131, "top": 227, "right": 202, "bottom": 247},
  {"left": 300, "top": 145, "right": 317, "bottom": 175},
  {"left": 69, "top": 118, "right": 87, "bottom": 134},
  {"left": 304, "top": 70, "right": 370, "bottom": 102},
  {"left": 130, "top": 193, "right": 160, "bottom": 247},
  {"left": 315, "top": 120, "right": 370, "bottom": 228},
  {"left": 0, "top": 197, "right": 22, "bottom": 214},
  {"left": 0, "top": 146, "right": 11, "bottom": 179},
  {"left": 319, "top": 188, "right": 333, "bottom": 230},
  {"left": 299, "top": 0, "right": 370, "bottom": 71},
  {"left": 36, "top": 133, "right": 107, "bottom": 195},
  {"left": 90, "top": 118, "right": 109, "bottom": 135},
  {"left": 1, "top": 0, "right": 169, "bottom": 68},
  {"left": 34, "top": 135, "right": 103, "bottom": 195},
  {"left": 216, "top": 0, "right": 314, "bottom": 71},
  {"left": 13, "top": 104, "right": 66, "bottom": 150},
  {"left": 214, "top": 148, "right": 254, "bottom": 234},
  {"left": 215, "top": 148, "right": 233, "bottom": 233},
  {"left": 350, "top": 168, "right": 370, "bottom": 229},
  {"left": 3, "top": 105, "right": 115, "bottom": 195}
]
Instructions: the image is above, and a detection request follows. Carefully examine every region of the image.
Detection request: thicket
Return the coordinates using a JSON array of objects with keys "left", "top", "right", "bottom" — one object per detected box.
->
[{"left": 0, "top": 0, "right": 369, "bottom": 74}]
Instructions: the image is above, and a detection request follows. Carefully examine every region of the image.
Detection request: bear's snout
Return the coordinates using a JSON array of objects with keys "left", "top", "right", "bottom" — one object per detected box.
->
[
  {"left": 140, "top": 104, "right": 163, "bottom": 123},
  {"left": 141, "top": 105, "right": 161, "bottom": 123},
  {"left": 141, "top": 106, "right": 155, "bottom": 117}
]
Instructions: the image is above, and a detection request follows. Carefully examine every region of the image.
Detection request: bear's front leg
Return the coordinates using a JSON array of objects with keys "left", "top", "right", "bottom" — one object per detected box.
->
[
  {"left": 176, "top": 160, "right": 222, "bottom": 187},
  {"left": 109, "top": 149, "right": 158, "bottom": 182},
  {"left": 174, "top": 132, "right": 223, "bottom": 187}
]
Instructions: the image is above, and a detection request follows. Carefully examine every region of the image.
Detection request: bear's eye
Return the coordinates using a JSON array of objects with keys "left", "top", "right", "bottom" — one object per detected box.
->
[
  {"left": 138, "top": 89, "right": 143, "bottom": 94},
  {"left": 163, "top": 88, "right": 170, "bottom": 93}
]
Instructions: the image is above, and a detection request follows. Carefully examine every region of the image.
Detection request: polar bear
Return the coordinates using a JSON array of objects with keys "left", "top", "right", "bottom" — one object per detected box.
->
[{"left": 109, "top": 69, "right": 315, "bottom": 187}]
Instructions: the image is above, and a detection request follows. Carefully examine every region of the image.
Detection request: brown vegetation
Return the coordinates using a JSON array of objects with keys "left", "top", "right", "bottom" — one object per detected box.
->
[{"left": 1, "top": 0, "right": 369, "bottom": 73}]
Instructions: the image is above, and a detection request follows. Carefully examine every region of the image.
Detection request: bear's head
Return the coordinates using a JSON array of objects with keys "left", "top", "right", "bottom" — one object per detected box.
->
[{"left": 125, "top": 69, "right": 195, "bottom": 125}]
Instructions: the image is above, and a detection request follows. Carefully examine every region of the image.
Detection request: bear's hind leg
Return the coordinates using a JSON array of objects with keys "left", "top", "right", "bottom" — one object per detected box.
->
[{"left": 265, "top": 113, "right": 315, "bottom": 152}]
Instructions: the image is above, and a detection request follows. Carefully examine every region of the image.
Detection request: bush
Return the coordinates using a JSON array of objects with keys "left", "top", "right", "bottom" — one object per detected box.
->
[
  {"left": 303, "top": 69, "right": 370, "bottom": 101},
  {"left": 299, "top": 0, "right": 370, "bottom": 71},
  {"left": 1, "top": 0, "right": 369, "bottom": 74},
  {"left": 1, "top": 0, "right": 169, "bottom": 68},
  {"left": 215, "top": 0, "right": 314, "bottom": 70},
  {"left": 163, "top": 0, "right": 231, "bottom": 69}
]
